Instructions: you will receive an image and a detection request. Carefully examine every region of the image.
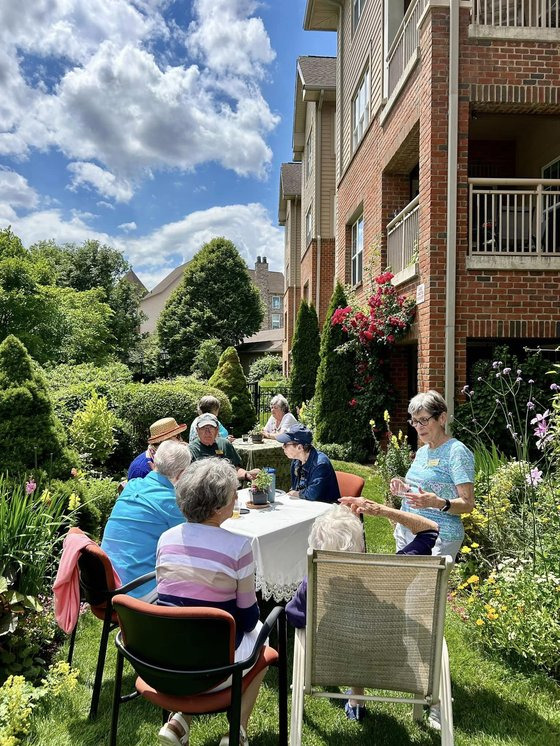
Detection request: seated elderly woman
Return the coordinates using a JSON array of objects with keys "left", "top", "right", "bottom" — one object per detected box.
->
[
  {"left": 262, "top": 394, "right": 298, "bottom": 439},
  {"left": 155, "top": 458, "right": 265, "bottom": 746},
  {"left": 286, "top": 503, "right": 438, "bottom": 722},
  {"left": 101, "top": 439, "right": 192, "bottom": 599}
]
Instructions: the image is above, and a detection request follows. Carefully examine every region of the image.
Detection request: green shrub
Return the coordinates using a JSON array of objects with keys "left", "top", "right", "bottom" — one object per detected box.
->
[
  {"left": 247, "top": 355, "right": 283, "bottom": 384},
  {"left": 115, "top": 377, "right": 231, "bottom": 453},
  {"left": 208, "top": 347, "right": 256, "bottom": 436},
  {"left": 49, "top": 478, "right": 101, "bottom": 538},
  {"left": 84, "top": 478, "right": 120, "bottom": 538},
  {"left": 289, "top": 300, "right": 320, "bottom": 410},
  {"left": 0, "top": 605, "right": 62, "bottom": 684},
  {"left": 45, "top": 361, "right": 132, "bottom": 390},
  {"left": 69, "top": 392, "right": 117, "bottom": 466},
  {"left": 317, "top": 441, "right": 369, "bottom": 464},
  {"left": 0, "top": 336, "right": 75, "bottom": 478},
  {"left": 191, "top": 338, "right": 222, "bottom": 380}
]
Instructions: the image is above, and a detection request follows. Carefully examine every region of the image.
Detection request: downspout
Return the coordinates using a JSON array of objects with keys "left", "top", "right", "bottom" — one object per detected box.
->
[
  {"left": 315, "top": 89, "right": 324, "bottom": 314},
  {"left": 444, "top": 0, "right": 459, "bottom": 425}
]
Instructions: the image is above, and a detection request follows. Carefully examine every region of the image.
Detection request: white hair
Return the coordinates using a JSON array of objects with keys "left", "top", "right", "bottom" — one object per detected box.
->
[
  {"left": 270, "top": 394, "right": 290, "bottom": 413},
  {"left": 408, "top": 390, "right": 448, "bottom": 417},
  {"left": 153, "top": 439, "right": 192, "bottom": 480},
  {"left": 175, "top": 457, "right": 238, "bottom": 524},
  {"left": 308, "top": 505, "right": 365, "bottom": 553}
]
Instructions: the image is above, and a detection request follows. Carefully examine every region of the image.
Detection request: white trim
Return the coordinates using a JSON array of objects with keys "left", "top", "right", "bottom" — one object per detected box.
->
[
  {"left": 466, "top": 255, "right": 560, "bottom": 271},
  {"left": 391, "top": 263, "right": 419, "bottom": 285},
  {"left": 379, "top": 49, "right": 419, "bottom": 126}
]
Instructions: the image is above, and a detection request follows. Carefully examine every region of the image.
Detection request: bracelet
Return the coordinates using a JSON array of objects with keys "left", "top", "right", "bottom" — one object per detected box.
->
[{"left": 440, "top": 498, "right": 451, "bottom": 513}]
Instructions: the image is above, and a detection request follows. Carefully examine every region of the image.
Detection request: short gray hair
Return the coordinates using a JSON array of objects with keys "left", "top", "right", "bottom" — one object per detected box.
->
[
  {"left": 175, "top": 457, "right": 238, "bottom": 524},
  {"left": 308, "top": 505, "right": 365, "bottom": 553},
  {"left": 153, "top": 439, "right": 192, "bottom": 480},
  {"left": 197, "top": 395, "right": 221, "bottom": 415},
  {"left": 408, "top": 390, "right": 448, "bottom": 418},
  {"left": 270, "top": 394, "right": 289, "bottom": 414}
]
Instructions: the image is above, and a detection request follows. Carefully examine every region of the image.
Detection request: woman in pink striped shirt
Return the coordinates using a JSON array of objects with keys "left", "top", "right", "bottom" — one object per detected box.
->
[{"left": 156, "top": 458, "right": 263, "bottom": 746}]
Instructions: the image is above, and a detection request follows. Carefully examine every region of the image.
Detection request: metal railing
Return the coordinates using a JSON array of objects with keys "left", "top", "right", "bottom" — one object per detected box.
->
[
  {"left": 473, "top": 0, "right": 559, "bottom": 28},
  {"left": 387, "top": 195, "right": 420, "bottom": 274},
  {"left": 469, "top": 178, "right": 560, "bottom": 254},
  {"left": 386, "top": 0, "right": 429, "bottom": 99}
]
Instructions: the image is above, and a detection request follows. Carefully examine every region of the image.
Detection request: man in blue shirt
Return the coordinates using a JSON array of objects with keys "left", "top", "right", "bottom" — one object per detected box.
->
[
  {"left": 127, "top": 416, "right": 187, "bottom": 479},
  {"left": 277, "top": 424, "right": 340, "bottom": 503},
  {"left": 102, "top": 439, "right": 192, "bottom": 598}
]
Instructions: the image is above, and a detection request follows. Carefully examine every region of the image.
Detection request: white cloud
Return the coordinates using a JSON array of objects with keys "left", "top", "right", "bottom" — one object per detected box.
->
[
  {"left": 118, "top": 221, "right": 137, "bottom": 232},
  {"left": 0, "top": 1, "right": 279, "bottom": 196},
  {"left": 1, "top": 201, "right": 284, "bottom": 288},
  {"left": 97, "top": 200, "right": 115, "bottom": 210},
  {"left": 68, "top": 162, "right": 134, "bottom": 203},
  {"left": 0, "top": 168, "right": 39, "bottom": 209}
]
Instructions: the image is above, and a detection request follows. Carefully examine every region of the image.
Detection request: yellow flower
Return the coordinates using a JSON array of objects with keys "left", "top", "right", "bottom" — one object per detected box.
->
[
  {"left": 466, "top": 596, "right": 475, "bottom": 604},
  {"left": 39, "top": 489, "right": 52, "bottom": 506},
  {"left": 383, "top": 409, "right": 390, "bottom": 423},
  {"left": 369, "top": 419, "right": 376, "bottom": 428},
  {"left": 398, "top": 429, "right": 403, "bottom": 442},
  {"left": 500, "top": 605, "right": 507, "bottom": 612},
  {"left": 487, "top": 612, "right": 499, "bottom": 620},
  {"left": 475, "top": 618, "right": 484, "bottom": 626},
  {"left": 487, "top": 576, "right": 496, "bottom": 584},
  {"left": 493, "top": 589, "right": 501, "bottom": 596},
  {"left": 466, "top": 575, "right": 479, "bottom": 584},
  {"left": 470, "top": 542, "right": 480, "bottom": 549},
  {"left": 460, "top": 546, "right": 471, "bottom": 554},
  {"left": 68, "top": 492, "right": 81, "bottom": 511}
]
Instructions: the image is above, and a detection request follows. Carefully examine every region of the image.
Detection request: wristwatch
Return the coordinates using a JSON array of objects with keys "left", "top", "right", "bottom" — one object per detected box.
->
[{"left": 440, "top": 498, "right": 451, "bottom": 513}]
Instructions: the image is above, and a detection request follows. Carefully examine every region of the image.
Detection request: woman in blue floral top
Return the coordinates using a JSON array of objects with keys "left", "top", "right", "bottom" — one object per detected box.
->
[{"left": 391, "top": 390, "right": 475, "bottom": 562}]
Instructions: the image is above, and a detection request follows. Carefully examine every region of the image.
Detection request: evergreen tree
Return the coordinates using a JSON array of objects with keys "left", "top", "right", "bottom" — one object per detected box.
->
[
  {"left": 289, "top": 300, "right": 320, "bottom": 411},
  {"left": 191, "top": 338, "right": 222, "bottom": 380},
  {"left": 208, "top": 347, "right": 256, "bottom": 436},
  {"left": 0, "top": 335, "right": 73, "bottom": 477},
  {"left": 157, "top": 237, "right": 264, "bottom": 376},
  {"left": 314, "top": 282, "right": 356, "bottom": 445}
]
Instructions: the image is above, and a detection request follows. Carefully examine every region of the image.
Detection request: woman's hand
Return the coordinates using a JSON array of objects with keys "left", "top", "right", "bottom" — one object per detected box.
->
[
  {"left": 406, "top": 488, "right": 441, "bottom": 510},
  {"left": 339, "top": 496, "right": 381, "bottom": 516},
  {"left": 390, "top": 478, "right": 410, "bottom": 496}
]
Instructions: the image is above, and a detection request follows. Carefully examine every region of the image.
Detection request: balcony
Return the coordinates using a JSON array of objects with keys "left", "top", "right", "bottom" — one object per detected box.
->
[
  {"left": 387, "top": 195, "right": 420, "bottom": 282},
  {"left": 385, "top": 0, "right": 429, "bottom": 107},
  {"left": 471, "top": 1, "right": 560, "bottom": 39},
  {"left": 468, "top": 177, "right": 560, "bottom": 269}
]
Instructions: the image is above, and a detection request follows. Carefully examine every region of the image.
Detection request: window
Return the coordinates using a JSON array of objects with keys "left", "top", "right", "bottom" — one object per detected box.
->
[
  {"left": 306, "top": 129, "right": 313, "bottom": 180},
  {"left": 351, "top": 215, "right": 364, "bottom": 286},
  {"left": 353, "top": 0, "right": 366, "bottom": 29},
  {"left": 271, "top": 314, "right": 281, "bottom": 329},
  {"left": 272, "top": 295, "right": 281, "bottom": 310},
  {"left": 352, "top": 70, "right": 370, "bottom": 151},
  {"left": 305, "top": 205, "right": 313, "bottom": 245}
]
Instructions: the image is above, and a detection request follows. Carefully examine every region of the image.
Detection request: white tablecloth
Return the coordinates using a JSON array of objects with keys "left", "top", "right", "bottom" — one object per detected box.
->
[{"left": 223, "top": 489, "right": 332, "bottom": 602}]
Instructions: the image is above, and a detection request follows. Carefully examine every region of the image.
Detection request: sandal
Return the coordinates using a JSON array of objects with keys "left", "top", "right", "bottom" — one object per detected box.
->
[
  {"left": 219, "top": 724, "right": 249, "bottom": 745},
  {"left": 344, "top": 699, "right": 366, "bottom": 721},
  {"left": 158, "top": 712, "right": 190, "bottom": 745}
]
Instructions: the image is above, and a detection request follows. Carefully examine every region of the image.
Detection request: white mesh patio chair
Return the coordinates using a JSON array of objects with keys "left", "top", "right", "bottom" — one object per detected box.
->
[{"left": 290, "top": 549, "right": 454, "bottom": 746}]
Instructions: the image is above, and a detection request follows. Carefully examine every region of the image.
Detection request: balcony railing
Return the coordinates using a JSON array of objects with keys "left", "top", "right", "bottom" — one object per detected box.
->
[
  {"left": 469, "top": 178, "right": 560, "bottom": 255},
  {"left": 387, "top": 195, "right": 420, "bottom": 275},
  {"left": 386, "top": 0, "right": 429, "bottom": 99},
  {"left": 473, "top": 0, "right": 559, "bottom": 28}
]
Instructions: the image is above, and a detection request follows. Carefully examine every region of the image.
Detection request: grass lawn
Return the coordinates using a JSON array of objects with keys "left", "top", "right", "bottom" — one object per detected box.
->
[{"left": 32, "top": 462, "right": 560, "bottom": 745}]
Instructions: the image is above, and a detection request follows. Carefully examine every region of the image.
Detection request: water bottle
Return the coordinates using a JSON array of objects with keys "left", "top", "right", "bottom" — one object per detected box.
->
[{"left": 265, "top": 467, "right": 276, "bottom": 502}]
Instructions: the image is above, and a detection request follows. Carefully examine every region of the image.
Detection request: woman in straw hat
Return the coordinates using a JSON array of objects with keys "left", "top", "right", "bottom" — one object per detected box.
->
[{"left": 127, "top": 417, "right": 188, "bottom": 479}]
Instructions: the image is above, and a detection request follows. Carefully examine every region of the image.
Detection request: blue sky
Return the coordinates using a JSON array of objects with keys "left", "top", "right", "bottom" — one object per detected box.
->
[{"left": 0, "top": 1, "right": 335, "bottom": 290}]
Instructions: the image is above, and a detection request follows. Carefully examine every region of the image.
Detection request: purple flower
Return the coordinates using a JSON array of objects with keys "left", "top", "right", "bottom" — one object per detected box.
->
[
  {"left": 516, "top": 377, "right": 522, "bottom": 383},
  {"left": 550, "top": 383, "right": 560, "bottom": 392},
  {"left": 528, "top": 379, "right": 534, "bottom": 384},
  {"left": 527, "top": 401, "right": 535, "bottom": 410},
  {"left": 25, "top": 479, "right": 36, "bottom": 494},
  {"left": 517, "top": 369, "right": 522, "bottom": 375},
  {"left": 492, "top": 361, "right": 499, "bottom": 369},
  {"left": 503, "top": 367, "right": 511, "bottom": 375},
  {"left": 461, "top": 385, "right": 469, "bottom": 394},
  {"left": 477, "top": 376, "right": 483, "bottom": 382},
  {"left": 526, "top": 467, "right": 543, "bottom": 487}
]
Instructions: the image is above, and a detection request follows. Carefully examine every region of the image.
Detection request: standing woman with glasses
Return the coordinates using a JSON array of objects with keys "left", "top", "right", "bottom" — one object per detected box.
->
[{"left": 391, "top": 390, "right": 475, "bottom": 561}]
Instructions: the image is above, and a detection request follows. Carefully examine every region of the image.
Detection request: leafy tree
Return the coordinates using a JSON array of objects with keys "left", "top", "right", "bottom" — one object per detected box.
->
[
  {"left": 208, "top": 347, "right": 256, "bottom": 436},
  {"left": 0, "top": 335, "right": 74, "bottom": 477},
  {"left": 247, "top": 355, "right": 283, "bottom": 383},
  {"left": 191, "top": 338, "right": 222, "bottom": 380},
  {"left": 157, "top": 237, "right": 264, "bottom": 376},
  {"left": 314, "top": 282, "right": 356, "bottom": 445},
  {"left": 289, "top": 300, "right": 320, "bottom": 411},
  {"left": 69, "top": 392, "right": 117, "bottom": 466}
]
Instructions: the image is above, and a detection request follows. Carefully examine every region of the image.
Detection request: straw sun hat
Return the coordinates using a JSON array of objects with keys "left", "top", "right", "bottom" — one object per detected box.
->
[{"left": 147, "top": 417, "right": 187, "bottom": 444}]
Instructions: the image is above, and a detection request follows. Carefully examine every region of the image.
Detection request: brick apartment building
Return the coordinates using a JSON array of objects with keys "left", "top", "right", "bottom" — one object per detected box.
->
[
  {"left": 282, "top": 0, "right": 560, "bottom": 426},
  {"left": 279, "top": 56, "right": 337, "bottom": 374}
]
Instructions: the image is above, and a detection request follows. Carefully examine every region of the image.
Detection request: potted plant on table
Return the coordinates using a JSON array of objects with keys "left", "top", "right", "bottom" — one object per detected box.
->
[
  {"left": 250, "top": 469, "right": 273, "bottom": 505},
  {"left": 249, "top": 428, "right": 264, "bottom": 444}
]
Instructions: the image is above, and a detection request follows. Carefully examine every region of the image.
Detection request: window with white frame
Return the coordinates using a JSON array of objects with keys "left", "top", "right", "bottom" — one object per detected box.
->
[
  {"left": 351, "top": 215, "right": 364, "bottom": 286},
  {"left": 271, "top": 314, "right": 281, "bottom": 329},
  {"left": 353, "top": 0, "right": 366, "bottom": 29},
  {"left": 306, "top": 129, "right": 313, "bottom": 180},
  {"left": 272, "top": 295, "right": 281, "bottom": 310},
  {"left": 352, "top": 70, "right": 370, "bottom": 151},
  {"left": 305, "top": 205, "right": 313, "bottom": 245}
]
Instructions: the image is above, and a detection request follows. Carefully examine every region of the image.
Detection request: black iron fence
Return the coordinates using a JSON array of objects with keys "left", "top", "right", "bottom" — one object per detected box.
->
[{"left": 248, "top": 382, "right": 294, "bottom": 425}]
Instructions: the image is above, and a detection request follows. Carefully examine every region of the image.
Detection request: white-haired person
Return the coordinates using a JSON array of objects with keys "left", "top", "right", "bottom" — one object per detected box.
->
[
  {"left": 156, "top": 458, "right": 265, "bottom": 746},
  {"left": 188, "top": 395, "right": 235, "bottom": 443},
  {"left": 262, "top": 394, "right": 297, "bottom": 439},
  {"left": 101, "top": 439, "right": 192, "bottom": 599},
  {"left": 286, "top": 503, "right": 439, "bottom": 721}
]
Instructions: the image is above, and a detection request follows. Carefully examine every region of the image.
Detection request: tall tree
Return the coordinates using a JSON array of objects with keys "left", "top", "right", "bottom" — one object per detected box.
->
[
  {"left": 289, "top": 300, "right": 320, "bottom": 411},
  {"left": 158, "top": 237, "right": 264, "bottom": 376},
  {"left": 208, "top": 347, "right": 256, "bottom": 436},
  {"left": 314, "top": 282, "right": 356, "bottom": 445}
]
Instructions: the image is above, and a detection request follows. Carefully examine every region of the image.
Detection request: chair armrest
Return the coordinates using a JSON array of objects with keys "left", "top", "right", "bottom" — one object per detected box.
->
[
  {"left": 116, "top": 571, "right": 156, "bottom": 595},
  {"left": 235, "top": 605, "right": 285, "bottom": 670}
]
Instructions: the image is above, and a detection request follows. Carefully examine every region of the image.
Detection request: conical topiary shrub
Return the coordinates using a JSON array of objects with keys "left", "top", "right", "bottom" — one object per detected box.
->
[
  {"left": 314, "top": 282, "right": 356, "bottom": 445},
  {"left": 208, "top": 347, "right": 256, "bottom": 436},
  {"left": 289, "top": 300, "right": 320, "bottom": 411},
  {"left": 0, "top": 335, "right": 74, "bottom": 477}
]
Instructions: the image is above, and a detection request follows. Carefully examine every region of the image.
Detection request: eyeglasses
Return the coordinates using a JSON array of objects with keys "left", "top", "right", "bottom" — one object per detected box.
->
[
  {"left": 282, "top": 442, "right": 296, "bottom": 449},
  {"left": 408, "top": 415, "right": 436, "bottom": 427}
]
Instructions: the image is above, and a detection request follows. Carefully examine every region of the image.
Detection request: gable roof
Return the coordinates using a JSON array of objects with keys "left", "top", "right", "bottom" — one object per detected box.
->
[
  {"left": 142, "top": 262, "right": 188, "bottom": 298},
  {"left": 298, "top": 55, "right": 336, "bottom": 89},
  {"left": 278, "top": 162, "right": 302, "bottom": 224},
  {"left": 293, "top": 56, "right": 336, "bottom": 160}
]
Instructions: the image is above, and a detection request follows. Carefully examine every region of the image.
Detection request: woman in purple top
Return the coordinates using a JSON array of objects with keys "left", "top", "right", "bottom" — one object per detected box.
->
[{"left": 155, "top": 458, "right": 264, "bottom": 746}]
